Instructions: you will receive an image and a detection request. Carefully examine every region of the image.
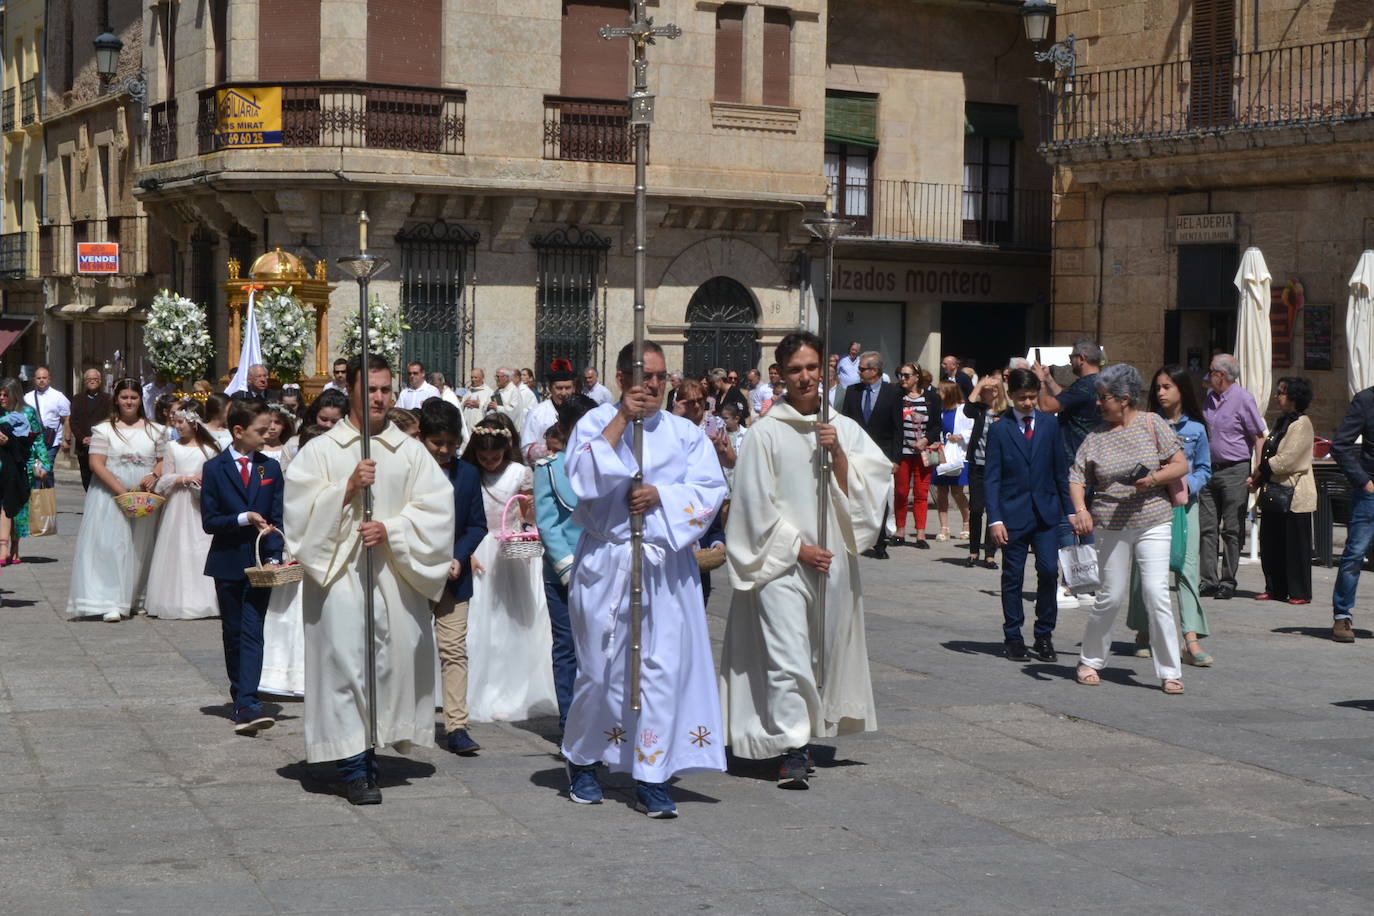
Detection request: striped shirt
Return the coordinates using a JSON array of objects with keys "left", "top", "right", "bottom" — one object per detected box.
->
[{"left": 1070, "top": 412, "right": 1181, "bottom": 530}]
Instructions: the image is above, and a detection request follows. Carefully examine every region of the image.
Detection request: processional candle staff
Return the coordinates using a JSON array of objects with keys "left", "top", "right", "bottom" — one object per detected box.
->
[
  {"left": 803, "top": 192, "right": 854, "bottom": 691},
  {"left": 336, "top": 210, "right": 390, "bottom": 749},
  {"left": 600, "top": 1, "right": 680, "bottom": 712}
]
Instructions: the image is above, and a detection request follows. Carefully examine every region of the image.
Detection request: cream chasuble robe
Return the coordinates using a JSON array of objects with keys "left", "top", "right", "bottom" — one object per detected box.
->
[
  {"left": 561, "top": 404, "right": 727, "bottom": 781},
  {"left": 284, "top": 418, "right": 455, "bottom": 763},
  {"left": 720, "top": 400, "right": 891, "bottom": 759}
]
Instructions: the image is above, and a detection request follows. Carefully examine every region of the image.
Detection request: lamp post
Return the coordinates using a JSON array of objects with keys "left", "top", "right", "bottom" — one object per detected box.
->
[
  {"left": 803, "top": 197, "right": 854, "bottom": 692},
  {"left": 599, "top": 1, "right": 680, "bottom": 713},
  {"left": 1021, "top": 0, "right": 1076, "bottom": 86},
  {"left": 93, "top": 31, "right": 146, "bottom": 104},
  {"left": 336, "top": 211, "right": 391, "bottom": 752}
]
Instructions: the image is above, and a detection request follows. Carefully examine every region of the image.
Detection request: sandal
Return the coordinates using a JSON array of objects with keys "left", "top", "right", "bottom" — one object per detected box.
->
[
  {"left": 1182, "top": 639, "right": 1213, "bottom": 667},
  {"left": 1161, "top": 678, "right": 1185, "bottom": 695},
  {"left": 1133, "top": 633, "right": 1152, "bottom": 659},
  {"left": 935, "top": 528, "right": 949, "bottom": 542},
  {"left": 959, "top": 529, "right": 971, "bottom": 539},
  {"left": 981, "top": 557, "right": 998, "bottom": 570},
  {"left": 1075, "top": 665, "right": 1100, "bottom": 686}
]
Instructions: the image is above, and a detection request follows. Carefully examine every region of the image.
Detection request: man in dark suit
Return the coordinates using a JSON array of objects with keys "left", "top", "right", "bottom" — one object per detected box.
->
[
  {"left": 65, "top": 367, "right": 111, "bottom": 490},
  {"left": 201, "top": 399, "right": 286, "bottom": 735},
  {"left": 231, "top": 364, "right": 281, "bottom": 402},
  {"left": 984, "top": 368, "right": 1074, "bottom": 663},
  {"left": 841, "top": 350, "right": 902, "bottom": 559},
  {"left": 418, "top": 399, "right": 489, "bottom": 755}
]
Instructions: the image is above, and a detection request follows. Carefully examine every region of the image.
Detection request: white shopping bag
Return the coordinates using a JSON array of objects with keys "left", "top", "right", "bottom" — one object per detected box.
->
[{"left": 1058, "top": 543, "right": 1100, "bottom": 594}]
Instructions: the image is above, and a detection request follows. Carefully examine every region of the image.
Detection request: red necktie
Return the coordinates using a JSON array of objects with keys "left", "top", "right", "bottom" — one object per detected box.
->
[
  {"left": 1023, "top": 416, "right": 1034, "bottom": 441},
  {"left": 238, "top": 456, "right": 250, "bottom": 486}
]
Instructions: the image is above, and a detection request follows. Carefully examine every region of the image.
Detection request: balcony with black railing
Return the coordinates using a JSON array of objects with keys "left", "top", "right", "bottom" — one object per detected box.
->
[
  {"left": 2, "top": 88, "right": 15, "bottom": 133},
  {"left": 20, "top": 79, "right": 37, "bottom": 126},
  {"left": 194, "top": 83, "right": 466, "bottom": 156},
  {"left": 0, "top": 232, "right": 33, "bottom": 279},
  {"left": 543, "top": 97, "right": 633, "bottom": 163},
  {"left": 150, "top": 100, "right": 178, "bottom": 164},
  {"left": 1042, "top": 35, "right": 1374, "bottom": 151},
  {"left": 829, "top": 180, "right": 1051, "bottom": 250}
]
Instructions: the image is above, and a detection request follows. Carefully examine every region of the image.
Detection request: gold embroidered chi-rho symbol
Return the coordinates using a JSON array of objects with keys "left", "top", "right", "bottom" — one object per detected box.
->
[
  {"left": 689, "top": 726, "right": 712, "bottom": 747},
  {"left": 604, "top": 726, "right": 626, "bottom": 746}
]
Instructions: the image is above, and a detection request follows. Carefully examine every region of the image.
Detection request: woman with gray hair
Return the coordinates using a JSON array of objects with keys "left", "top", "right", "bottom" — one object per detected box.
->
[{"left": 1068, "top": 363, "right": 1190, "bottom": 694}]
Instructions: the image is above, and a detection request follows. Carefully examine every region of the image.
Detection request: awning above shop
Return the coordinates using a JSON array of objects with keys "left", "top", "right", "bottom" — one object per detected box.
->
[{"left": 0, "top": 314, "right": 35, "bottom": 358}]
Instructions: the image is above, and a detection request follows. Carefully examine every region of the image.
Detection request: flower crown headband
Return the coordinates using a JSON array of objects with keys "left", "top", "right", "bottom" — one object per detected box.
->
[
  {"left": 472, "top": 424, "right": 512, "bottom": 439},
  {"left": 172, "top": 408, "right": 207, "bottom": 429},
  {"left": 267, "top": 402, "right": 298, "bottom": 423}
]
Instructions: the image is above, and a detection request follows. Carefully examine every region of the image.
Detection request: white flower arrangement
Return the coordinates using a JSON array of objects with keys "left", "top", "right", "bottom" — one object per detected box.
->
[
  {"left": 339, "top": 294, "right": 407, "bottom": 371},
  {"left": 255, "top": 286, "right": 315, "bottom": 383},
  {"left": 144, "top": 289, "right": 212, "bottom": 382}
]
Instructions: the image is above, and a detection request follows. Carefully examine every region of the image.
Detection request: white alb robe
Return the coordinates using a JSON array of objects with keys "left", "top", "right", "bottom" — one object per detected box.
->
[
  {"left": 493, "top": 382, "right": 527, "bottom": 430},
  {"left": 284, "top": 418, "right": 455, "bottom": 763},
  {"left": 562, "top": 405, "right": 728, "bottom": 781},
  {"left": 461, "top": 384, "right": 493, "bottom": 430},
  {"left": 719, "top": 400, "right": 891, "bottom": 759}
]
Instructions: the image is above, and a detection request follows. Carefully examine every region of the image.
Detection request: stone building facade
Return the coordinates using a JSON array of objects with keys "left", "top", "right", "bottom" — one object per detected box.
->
[
  {"left": 132, "top": 0, "right": 829, "bottom": 389},
  {"left": 1044, "top": 0, "right": 1374, "bottom": 430}
]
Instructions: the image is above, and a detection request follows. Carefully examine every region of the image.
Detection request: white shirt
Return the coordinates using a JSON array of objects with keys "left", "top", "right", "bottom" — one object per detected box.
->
[
  {"left": 836, "top": 355, "right": 862, "bottom": 391},
  {"left": 748, "top": 383, "right": 773, "bottom": 414},
  {"left": 140, "top": 381, "right": 175, "bottom": 420},
  {"left": 24, "top": 386, "right": 70, "bottom": 448},
  {"left": 396, "top": 381, "right": 440, "bottom": 411},
  {"left": 322, "top": 380, "right": 347, "bottom": 393},
  {"left": 582, "top": 382, "right": 613, "bottom": 406}
]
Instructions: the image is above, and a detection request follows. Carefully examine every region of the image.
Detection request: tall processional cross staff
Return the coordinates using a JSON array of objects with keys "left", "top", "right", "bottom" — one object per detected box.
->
[
  {"left": 337, "top": 211, "right": 390, "bottom": 750},
  {"left": 599, "top": 1, "right": 680, "bottom": 711}
]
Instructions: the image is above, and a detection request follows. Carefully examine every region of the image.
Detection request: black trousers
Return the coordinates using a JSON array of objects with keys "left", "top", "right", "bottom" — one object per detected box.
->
[
  {"left": 76, "top": 447, "right": 93, "bottom": 490},
  {"left": 1259, "top": 509, "right": 1312, "bottom": 601},
  {"left": 966, "top": 465, "right": 996, "bottom": 559}
]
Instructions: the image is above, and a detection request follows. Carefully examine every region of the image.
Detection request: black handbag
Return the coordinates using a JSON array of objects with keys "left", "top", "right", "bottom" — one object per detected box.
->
[{"left": 1258, "top": 481, "right": 1294, "bottom": 514}]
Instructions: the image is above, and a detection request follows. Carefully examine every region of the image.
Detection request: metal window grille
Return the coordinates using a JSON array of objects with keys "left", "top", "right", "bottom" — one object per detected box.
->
[
  {"left": 533, "top": 225, "right": 611, "bottom": 380},
  {"left": 397, "top": 220, "right": 481, "bottom": 385}
]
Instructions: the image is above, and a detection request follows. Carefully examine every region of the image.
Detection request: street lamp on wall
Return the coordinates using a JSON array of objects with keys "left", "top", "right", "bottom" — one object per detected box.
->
[
  {"left": 1021, "top": 0, "right": 1076, "bottom": 89},
  {"left": 93, "top": 30, "right": 147, "bottom": 104}
]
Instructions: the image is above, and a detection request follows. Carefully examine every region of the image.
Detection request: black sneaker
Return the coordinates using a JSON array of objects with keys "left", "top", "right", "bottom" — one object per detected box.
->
[
  {"left": 1199, "top": 584, "right": 1218, "bottom": 597},
  {"left": 914, "top": 540, "right": 930, "bottom": 550},
  {"left": 1215, "top": 585, "right": 1235, "bottom": 600},
  {"left": 1006, "top": 641, "right": 1031, "bottom": 662},
  {"left": 344, "top": 777, "right": 382, "bottom": 806},
  {"left": 1032, "top": 636, "right": 1057, "bottom": 662},
  {"left": 778, "top": 749, "right": 810, "bottom": 789}
]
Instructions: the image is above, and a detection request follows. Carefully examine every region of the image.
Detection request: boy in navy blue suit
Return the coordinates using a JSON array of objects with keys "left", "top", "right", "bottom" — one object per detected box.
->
[
  {"left": 201, "top": 399, "right": 285, "bottom": 735},
  {"left": 985, "top": 368, "right": 1075, "bottom": 663},
  {"left": 418, "top": 400, "right": 488, "bottom": 755}
]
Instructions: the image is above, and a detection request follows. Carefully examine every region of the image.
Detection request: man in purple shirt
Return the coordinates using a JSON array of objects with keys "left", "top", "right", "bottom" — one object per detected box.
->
[{"left": 1199, "top": 353, "right": 1266, "bottom": 599}]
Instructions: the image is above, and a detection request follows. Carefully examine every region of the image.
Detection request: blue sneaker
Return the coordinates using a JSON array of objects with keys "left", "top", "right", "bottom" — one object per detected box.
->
[
  {"left": 444, "top": 728, "right": 481, "bottom": 755},
  {"left": 634, "top": 781, "right": 678, "bottom": 819},
  {"left": 566, "top": 763, "right": 603, "bottom": 804}
]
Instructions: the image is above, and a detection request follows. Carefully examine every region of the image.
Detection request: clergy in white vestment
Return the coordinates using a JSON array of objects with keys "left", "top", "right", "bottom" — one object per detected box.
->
[
  {"left": 521, "top": 359, "right": 577, "bottom": 463},
  {"left": 461, "top": 368, "right": 494, "bottom": 429},
  {"left": 491, "top": 368, "right": 529, "bottom": 430},
  {"left": 720, "top": 331, "right": 890, "bottom": 790},
  {"left": 283, "top": 354, "right": 456, "bottom": 806},
  {"left": 561, "top": 341, "right": 728, "bottom": 818}
]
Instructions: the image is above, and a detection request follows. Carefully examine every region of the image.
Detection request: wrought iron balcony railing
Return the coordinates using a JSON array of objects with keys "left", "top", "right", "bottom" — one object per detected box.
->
[
  {"left": 829, "top": 180, "right": 1051, "bottom": 250},
  {"left": 150, "top": 100, "right": 178, "bottom": 163},
  {"left": 543, "top": 97, "right": 633, "bottom": 163},
  {"left": 2, "top": 88, "right": 14, "bottom": 133},
  {"left": 20, "top": 78, "right": 37, "bottom": 126},
  {"left": 194, "top": 82, "right": 466, "bottom": 155},
  {"left": 1043, "top": 35, "right": 1373, "bottom": 149},
  {"left": 0, "top": 231, "right": 33, "bottom": 278}
]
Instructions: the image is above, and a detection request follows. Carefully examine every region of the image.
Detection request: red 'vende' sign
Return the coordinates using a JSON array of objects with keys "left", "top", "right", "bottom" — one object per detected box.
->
[{"left": 76, "top": 242, "right": 120, "bottom": 274}]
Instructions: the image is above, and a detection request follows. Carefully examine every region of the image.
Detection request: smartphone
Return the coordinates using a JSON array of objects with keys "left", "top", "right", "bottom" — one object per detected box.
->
[{"left": 1123, "top": 462, "right": 1151, "bottom": 483}]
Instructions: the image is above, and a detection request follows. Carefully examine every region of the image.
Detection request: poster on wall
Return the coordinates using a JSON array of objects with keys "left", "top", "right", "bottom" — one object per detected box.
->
[
  {"left": 1305, "top": 304, "right": 1333, "bottom": 371},
  {"left": 1269, "top": 278, "right": 1304, "bottom": 369}
]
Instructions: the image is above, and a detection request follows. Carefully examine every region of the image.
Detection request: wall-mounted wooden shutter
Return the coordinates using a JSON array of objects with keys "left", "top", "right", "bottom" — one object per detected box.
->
[
  {"left": 211, "top": 0, "right": 228, "bottom": 84},
  {"left": 1188, "top": 0, "right": 1235, "bottom": 128},
  {"left": 762, "top": 8, "right": 791, "bottom": 107},
  {"left": 367, "top": 0, "right": 441, "bottom": 86},
  {"left": 825, "top": 91, "right": 879, "bottom": 148},
  {"left": 714, "top": 5, "right": 744, "bottom": 103},
  {"left": 561, "top": 1, "right": 628, "bottom": 99},
  {"left": 259, "top": 0, "right": 320, "bottom": 81}
]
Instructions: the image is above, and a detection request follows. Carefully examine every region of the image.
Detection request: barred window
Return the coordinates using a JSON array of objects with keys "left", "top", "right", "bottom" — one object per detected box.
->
[{"left": 533, "top": 226, "right": 611, "bottom": 381}]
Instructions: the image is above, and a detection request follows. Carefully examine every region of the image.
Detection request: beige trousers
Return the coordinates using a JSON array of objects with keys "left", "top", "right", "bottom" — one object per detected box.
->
[{"left": 432, "top": 592, "right": 470, "bottom": 732}]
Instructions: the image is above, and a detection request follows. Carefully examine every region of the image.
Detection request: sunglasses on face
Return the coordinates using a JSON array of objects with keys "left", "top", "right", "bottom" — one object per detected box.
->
[{"left": 898, "top": 372, "right": 913, "bottom": 378}]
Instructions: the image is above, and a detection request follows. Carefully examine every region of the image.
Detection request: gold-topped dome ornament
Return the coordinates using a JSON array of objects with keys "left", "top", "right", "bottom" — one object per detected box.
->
[{"left": 222, "top": 246, "right": 337, "bottom": 398}]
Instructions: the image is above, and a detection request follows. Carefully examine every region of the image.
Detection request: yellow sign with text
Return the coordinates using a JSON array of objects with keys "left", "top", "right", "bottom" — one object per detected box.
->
[{"left": 215, "top": 86, "right": 283, "bottom": 149}]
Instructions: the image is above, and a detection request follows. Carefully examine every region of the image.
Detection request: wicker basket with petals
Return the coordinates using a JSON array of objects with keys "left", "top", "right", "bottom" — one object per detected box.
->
[
  {"left": 114, "top": 491, "right": 165, "bottom": 519},
  {"left": 243, "top": 529, "right": 305, "bottom": 588},
  {"left": 498, "top": 493, "right": 544, "bottom": 560}
]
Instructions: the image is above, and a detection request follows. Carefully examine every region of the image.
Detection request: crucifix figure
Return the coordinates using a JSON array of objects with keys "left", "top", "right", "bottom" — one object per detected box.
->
[{"left": 598, "top": 1, "right": 680, "bottom": 714}]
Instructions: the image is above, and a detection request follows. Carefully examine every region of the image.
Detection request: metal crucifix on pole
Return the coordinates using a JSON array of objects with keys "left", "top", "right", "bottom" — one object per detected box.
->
[{"left": 599, "top": 1, "right": 680, "bottom": 712}]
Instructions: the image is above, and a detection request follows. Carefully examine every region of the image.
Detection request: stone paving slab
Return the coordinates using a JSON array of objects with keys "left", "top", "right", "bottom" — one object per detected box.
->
[{"left": 3, "top": 480, "right": 1374, "bottom": 913}]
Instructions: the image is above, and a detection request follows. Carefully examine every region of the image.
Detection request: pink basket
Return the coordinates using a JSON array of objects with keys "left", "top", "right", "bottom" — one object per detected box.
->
[{"left": 498, "top": 493, "right": 544, "bottom": 560}]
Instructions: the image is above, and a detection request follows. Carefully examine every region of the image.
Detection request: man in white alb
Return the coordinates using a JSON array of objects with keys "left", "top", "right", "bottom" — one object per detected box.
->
[
  {"left": 562, "top": 340, "right": 728, "bottom": 818},
  {"left": 461, "top": 368, "right": 493, "bottom": 429},
  {"left": 719, "top": 331, "right": 890, "bottom": 789}
]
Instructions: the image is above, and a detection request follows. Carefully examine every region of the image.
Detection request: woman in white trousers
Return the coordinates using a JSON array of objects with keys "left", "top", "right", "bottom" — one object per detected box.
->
[{"left": 1067, "top": 363, "right": 1190, "bottom": 694}]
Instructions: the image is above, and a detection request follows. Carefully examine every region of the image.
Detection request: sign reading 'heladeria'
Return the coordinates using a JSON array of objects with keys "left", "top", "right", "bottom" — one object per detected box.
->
[{"left": 1175, "top": 213, "right": 1236, "bottom": 244}]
